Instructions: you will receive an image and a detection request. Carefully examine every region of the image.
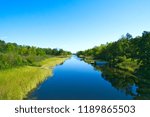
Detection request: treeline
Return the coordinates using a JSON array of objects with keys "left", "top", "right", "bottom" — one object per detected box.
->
[
  {"left": 77, "top": 31, "right": 150, "bottom": 99},
  {"left": 0, "top": 40, "right": 71, "bottom": 69},
  {"left": 77, "top": 31, "right": 150, "bottom": 73}
]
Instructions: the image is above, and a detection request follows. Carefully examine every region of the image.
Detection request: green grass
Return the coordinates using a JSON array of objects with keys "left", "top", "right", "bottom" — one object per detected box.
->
[{"left": 0, "top": 56, "right": 68, "bottom": 100}]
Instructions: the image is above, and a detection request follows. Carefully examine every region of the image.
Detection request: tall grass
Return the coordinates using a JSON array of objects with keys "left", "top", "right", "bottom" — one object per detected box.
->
[{"left": 0, "top": 56, "right": 68, "bottom": 100}]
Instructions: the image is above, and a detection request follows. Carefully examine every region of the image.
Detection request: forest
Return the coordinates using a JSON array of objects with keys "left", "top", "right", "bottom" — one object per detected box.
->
[
  {"left": 0, "top": 40, "right": 71, "bottom": 70},
  {"left": 77, "top": 31, "right": 150, "bottom": 73},
  {"left": 77, "top": 31, "right": 150, "bottom": 99}
]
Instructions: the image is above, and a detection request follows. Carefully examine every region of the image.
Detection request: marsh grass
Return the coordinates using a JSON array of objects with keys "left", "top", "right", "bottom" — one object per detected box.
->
[{"left": 0, "top": 56, "right": 68, "bottom": 99}]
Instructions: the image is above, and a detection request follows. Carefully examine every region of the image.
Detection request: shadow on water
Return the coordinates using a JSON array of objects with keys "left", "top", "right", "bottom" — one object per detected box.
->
[
  {"left": 93, "top": 65, "right": 138, "bottom": 97},
  {"left": 27, "top": 55, "right": 140, "bottom": 100},
  {"left": 134, "top": 66, "right": 150, "bottom": 100},
  {"left": 91, "top": 61, "right": 150, "bottom": 100}
]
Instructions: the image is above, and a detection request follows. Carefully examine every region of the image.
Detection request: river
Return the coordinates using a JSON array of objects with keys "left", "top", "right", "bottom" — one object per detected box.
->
[{"left": 27, "top": 55, "right": 137, "bottom": 100}]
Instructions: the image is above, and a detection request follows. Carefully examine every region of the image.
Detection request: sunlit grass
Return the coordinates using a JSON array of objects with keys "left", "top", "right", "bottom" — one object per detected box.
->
[{"left": 0, "top": 56, "right": 68, "bottom": 100}]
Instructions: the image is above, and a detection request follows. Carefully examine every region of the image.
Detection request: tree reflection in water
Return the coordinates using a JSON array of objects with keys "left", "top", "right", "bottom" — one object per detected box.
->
[{"left": 93, "top": 62, "right": 150, "bottom": 100}]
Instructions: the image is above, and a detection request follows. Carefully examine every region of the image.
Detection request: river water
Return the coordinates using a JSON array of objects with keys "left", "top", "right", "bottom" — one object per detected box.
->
[{"left": 28, "top": 55, "right": 137, "bottom": 100}]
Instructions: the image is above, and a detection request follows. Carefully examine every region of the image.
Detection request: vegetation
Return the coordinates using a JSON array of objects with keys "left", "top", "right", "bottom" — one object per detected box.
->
[
  {"left": 0, "top": 40, "right": 71, "bottom": 70},
  {"left": 1, "top": 31, "right": 150, "bottom": 99},
  {"left": 0, "top": 57, "right": 68, "bottom": 99},
  {"left": 77, "top": 31, "right": 150, "bottom": 72},
  {"left": 0, "top": 39, "right": 71, "bottom": 99},
  {"left": 77, "top": 31, "right": 150, "bottom": 99}
]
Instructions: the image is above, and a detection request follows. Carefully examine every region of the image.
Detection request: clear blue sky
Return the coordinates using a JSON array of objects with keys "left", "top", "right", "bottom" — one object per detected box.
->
[{"left": 0, "top": 0, "right": 150, "bottom": 52}]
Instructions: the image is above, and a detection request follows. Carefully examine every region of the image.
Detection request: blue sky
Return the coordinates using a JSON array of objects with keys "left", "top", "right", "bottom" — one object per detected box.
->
[{"left": 0, "top": 0, "right": 150, "bottom": 52}]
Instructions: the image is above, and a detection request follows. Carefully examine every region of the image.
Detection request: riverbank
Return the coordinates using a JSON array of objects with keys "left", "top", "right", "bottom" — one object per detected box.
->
[
  {"left": 79, "top": 55, "right": 139, "bottom": 73},
  {"left": 0, "top": 56, "right": 69, "bottom": 100},
  {"left": 27, "top": 55, "right": 135, "bottom": 100}
]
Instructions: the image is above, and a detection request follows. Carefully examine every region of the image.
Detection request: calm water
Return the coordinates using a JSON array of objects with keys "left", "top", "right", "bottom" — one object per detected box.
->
[{"left": 28, "top": 55, "right": 137, "bottom": 100}]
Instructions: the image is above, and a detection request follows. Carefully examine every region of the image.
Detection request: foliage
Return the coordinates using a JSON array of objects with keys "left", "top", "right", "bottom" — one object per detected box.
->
[
  {"left": 0, "top": 40, "right": 71, "bottom": 69},
  {"left": 77, "top": 31, "right": 150, "bottom": 99},
  {"left": 77, "top": 32, "right": 150, "bottom": 70}
]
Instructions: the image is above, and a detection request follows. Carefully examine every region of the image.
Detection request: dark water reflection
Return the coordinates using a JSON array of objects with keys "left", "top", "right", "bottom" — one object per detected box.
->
[
  {"left": 28, "top": 55, "right": 137, "bottom": 100},
  {"left": 93, "top": 65, "right": 138, "bottom": 97}
]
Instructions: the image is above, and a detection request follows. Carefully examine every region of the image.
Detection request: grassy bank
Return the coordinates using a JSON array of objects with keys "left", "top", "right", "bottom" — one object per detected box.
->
[{"left": 0, "top": 56, "right": 68, "bottom": 100}]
